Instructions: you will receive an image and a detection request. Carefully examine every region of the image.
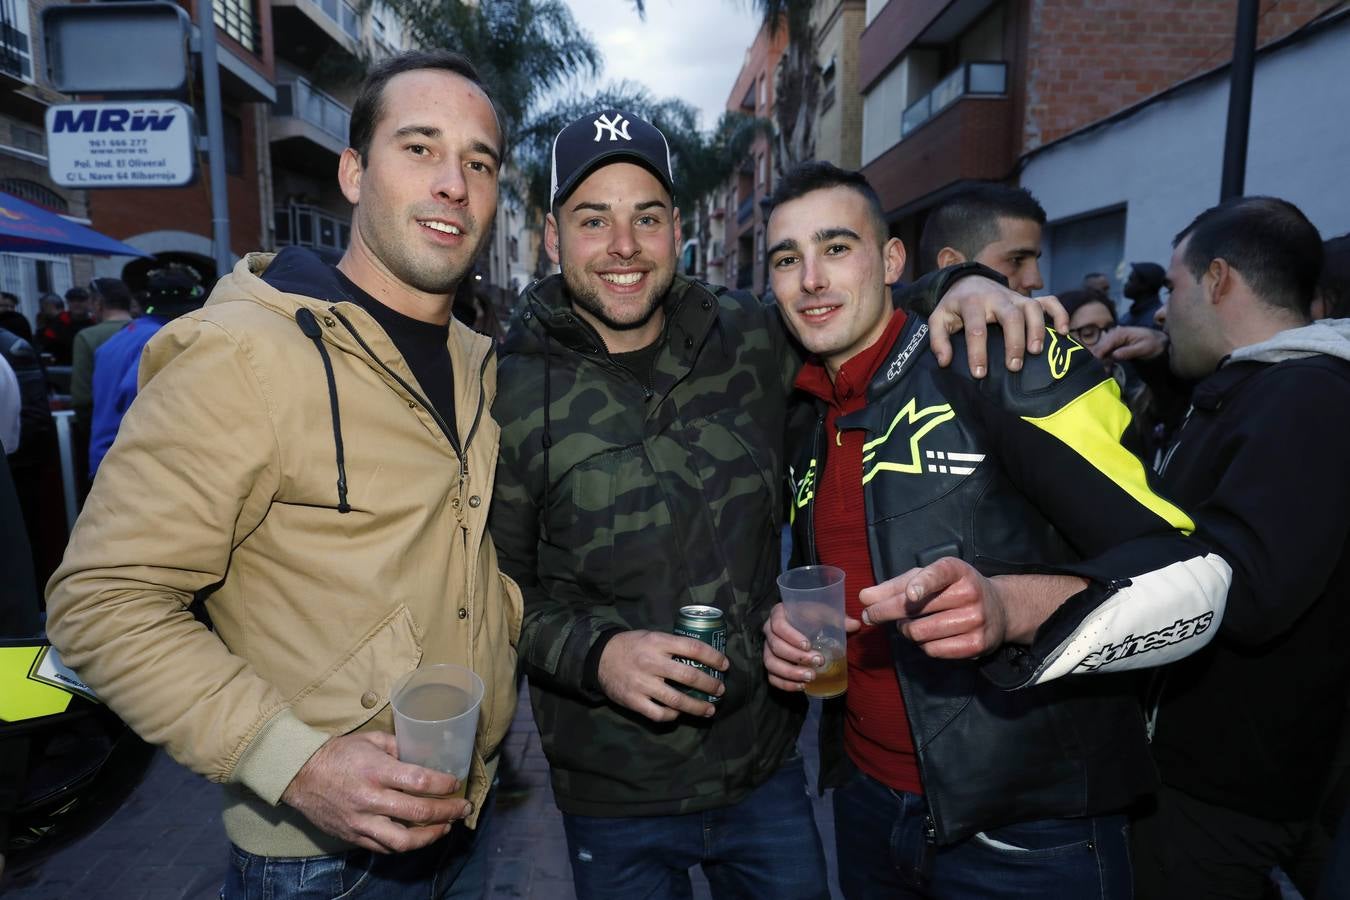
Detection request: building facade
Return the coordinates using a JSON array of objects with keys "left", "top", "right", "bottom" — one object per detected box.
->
[
  {"left": 857, "top": 0, "right": 1340, "bottom": 284},
  {"left": 0, "top": 0, "right": 91, "bottom": 322},
  {"left": 1021, "top": 9, "right": 1350, "bottom": 296},
  {"left": 720, "top": 19, "right": 788, "bottom": 296},
  {"left": 83, "top": 0, "right": 277, "bottom": 286},
  {"left": 4, "top": 0, "right": 523, "bottom": 315},
  {"left": 811, "top": 0, "right": 865, "bottom": 170}
]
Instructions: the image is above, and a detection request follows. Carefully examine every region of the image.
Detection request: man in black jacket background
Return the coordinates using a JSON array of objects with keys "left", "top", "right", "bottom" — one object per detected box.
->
[{"left": 1127, "top": 196, "right": 1350, "bottom": 899}]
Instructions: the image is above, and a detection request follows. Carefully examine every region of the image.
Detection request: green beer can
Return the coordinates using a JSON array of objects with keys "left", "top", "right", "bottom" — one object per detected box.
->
[{"left": 673, "top": 605, "right": 726, "bottom": 703}]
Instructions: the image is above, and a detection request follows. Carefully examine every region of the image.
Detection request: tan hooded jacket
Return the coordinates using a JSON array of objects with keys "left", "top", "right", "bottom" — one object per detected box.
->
[{"left": 46, "top": 252, "right": 521, "bottom": 857}]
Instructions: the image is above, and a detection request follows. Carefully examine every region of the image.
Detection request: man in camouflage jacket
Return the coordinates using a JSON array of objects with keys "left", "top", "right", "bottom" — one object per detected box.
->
[
  {"left": 490, "top": 109, "right": 1063, "bottom": 900},
  {"left": 490, "top": 110, "right": 823, "bottom": 900}
]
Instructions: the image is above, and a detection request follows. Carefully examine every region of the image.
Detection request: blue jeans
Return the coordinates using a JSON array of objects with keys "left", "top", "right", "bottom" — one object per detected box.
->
[
  {"left": 561, "top": 754, "right": 829, "bottom": 900},
  {"left": 833, "top": 767, "right": 1132, "bottom": 899},
  {"left": 221, "top": 790, "right": 494, "bottom": 900}
]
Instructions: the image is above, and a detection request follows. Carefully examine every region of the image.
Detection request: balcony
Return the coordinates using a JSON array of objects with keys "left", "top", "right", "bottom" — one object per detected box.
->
[
  {"left": 275, "top": 203, "right": 350, "bottom": 253},
  {"left": 862, "top": 85, "right": 1014, "bottom": 217},
  {"left": 271, "top": 0, "right": 362, "bottom": 68},
  {"left": 901, "top": 62, "right": 1007, "bottom": 139},
  {"left": 271, "top": 78, "right": 351, "bottom": 172}
]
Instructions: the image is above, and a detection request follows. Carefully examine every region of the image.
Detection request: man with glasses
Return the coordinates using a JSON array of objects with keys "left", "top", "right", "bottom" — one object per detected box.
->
[{"left": 1063, "top": 288, "right": 1117, "bottom": 349}]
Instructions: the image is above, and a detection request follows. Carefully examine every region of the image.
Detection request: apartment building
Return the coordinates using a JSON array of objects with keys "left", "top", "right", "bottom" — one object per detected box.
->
[
  {"left": 719, "top": 20, "right": 788, "bottom": 296},
  {"left": 1, "top": 0, "right": 523, "bottom": 312},
  {"left": 858, "top": 0, "right": 1342, "bottom": 288},
  {"left": 811, "top": 0, "right": 865, "bottom": 170},
  {"left": 79, "top": 0, "right": 276, "bottom": 286},
  {"left": 0, "top": 0, "right": 93, "bottom": 320}
]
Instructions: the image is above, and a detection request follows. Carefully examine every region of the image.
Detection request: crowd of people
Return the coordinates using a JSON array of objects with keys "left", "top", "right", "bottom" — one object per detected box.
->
[
  {"left": 1, "top": 47, "right": 1347, "bottom": 900},
  {"left": 0, "top": 265, "right": 210, "bottom": 629}
]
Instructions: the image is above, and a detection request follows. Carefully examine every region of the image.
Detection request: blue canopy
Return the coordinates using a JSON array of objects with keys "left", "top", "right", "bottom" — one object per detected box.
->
[{"left": 0, "top": 191, "right": 150, "bottom": 257}]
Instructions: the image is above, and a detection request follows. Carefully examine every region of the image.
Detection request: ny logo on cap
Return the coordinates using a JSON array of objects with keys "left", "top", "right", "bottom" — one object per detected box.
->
[{"left": 592, "top": 113, "right": 632, "bottom": 142}]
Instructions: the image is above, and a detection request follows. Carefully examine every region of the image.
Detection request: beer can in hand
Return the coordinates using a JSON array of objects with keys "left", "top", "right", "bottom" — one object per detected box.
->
[{"left": 673, "top": 605, "right": 726, "bottom": 703}]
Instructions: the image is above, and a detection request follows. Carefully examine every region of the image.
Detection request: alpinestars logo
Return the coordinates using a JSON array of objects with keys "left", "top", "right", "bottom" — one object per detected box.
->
[
  {"left": 593, "top": 113, "right": 632, "bottom": 142},
  {"left": 886, "top": 323, "right": 928, "bottom": 382},
  {"left": 1075, "top": 612, "right": 1214, "bottom": 671}
]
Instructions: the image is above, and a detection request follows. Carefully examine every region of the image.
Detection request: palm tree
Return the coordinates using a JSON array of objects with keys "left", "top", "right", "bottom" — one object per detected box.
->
[
  {"left": 382, "top": 0, "right": 602, "bottom": 138},
  {"left": 626, "top": 0, "right": 817, "bottom": 175}
]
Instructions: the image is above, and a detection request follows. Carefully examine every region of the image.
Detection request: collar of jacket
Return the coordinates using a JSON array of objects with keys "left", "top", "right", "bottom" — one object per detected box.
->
[
  {"left": 863, "top": 311, "right": 932, "bottom": 401},
  {"left": 516, "top": 272, "right": 720, "bottom": 361},
  {"left": 218, "top": 252, "right": 494, "bottom": 380}
]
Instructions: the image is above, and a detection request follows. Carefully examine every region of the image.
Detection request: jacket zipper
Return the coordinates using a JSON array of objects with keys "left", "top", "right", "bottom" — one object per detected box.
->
[
  {"left": 330, "top": 308, "right": 469, "bottom": 475},
  {"left": 804, "top": 413, "right": 825, "bottom": 563},
  {"left": 464, "top": 346, "right": 493, "bottom": 452},
  {"left": 804, "top": 407, "right": 946, "bottom": 838}
]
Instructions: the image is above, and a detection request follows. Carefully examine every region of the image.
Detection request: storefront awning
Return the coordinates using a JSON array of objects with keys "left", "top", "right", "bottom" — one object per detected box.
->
[{"left": 0, "top": 191, "right": 150, "bottom": 257}]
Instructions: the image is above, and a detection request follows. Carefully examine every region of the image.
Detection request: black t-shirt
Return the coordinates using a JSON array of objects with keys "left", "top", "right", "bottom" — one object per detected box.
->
[
  {"left": 333, "top": 268, "right": 457, "bottom": 438},
  {"left": 610, "top": 340, "right": 662, "bottom": 391}
]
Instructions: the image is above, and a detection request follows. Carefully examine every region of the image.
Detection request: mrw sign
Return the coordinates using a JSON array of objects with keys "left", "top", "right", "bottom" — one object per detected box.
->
[{"left": 46, "top": 101, "right": 196, "bottom": 188}]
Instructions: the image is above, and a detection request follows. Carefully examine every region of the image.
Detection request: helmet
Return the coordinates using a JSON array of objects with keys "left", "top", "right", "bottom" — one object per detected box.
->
[{"left": 0, "top": 638, "right": 154, "bottom": 878}]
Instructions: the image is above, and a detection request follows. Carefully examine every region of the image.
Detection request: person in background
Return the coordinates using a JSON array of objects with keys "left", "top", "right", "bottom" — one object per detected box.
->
[
  {"left": 1120, "top": 261, "right": 1167, "bottom": 329},
  {"left": 64, "top": 287, "right": 93, "bottom": 332},
  {"left": 0, "top": 319, "right": 55, "bottom": 589},
  {"left": 34, "top": 293, "right": 72, "bottom": 365},
  {"left": 1082, "top": 271, "right": 1113, "bottom": 299},
  {"left": 87, "top": 266, "right": 205, "bottom": 478},
  {"left": 918, "top": 181, "right": 1046, "bottom": 297},
  {"left": 0, "top": 353, "right": 18, "bottom": 457},
  {"left": 1124, "top": 197, "right": 1350, "bottom": 899},
  {"left": 1063, "top": 287, "right": 1117, "bottom": 351},
  {"left": 70, "top": 278, "right": 133, "bottom": 498},
  {"left": 0, "top": 293, "right": 33, "bottom": 345},
  {"left": 1312, "top": 233, "right": 1350, "bottom": 321}
]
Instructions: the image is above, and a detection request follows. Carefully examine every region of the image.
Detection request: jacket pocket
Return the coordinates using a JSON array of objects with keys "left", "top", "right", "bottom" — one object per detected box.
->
[{"left": 290, "top": 605, "right": 424, "bottom": 735}]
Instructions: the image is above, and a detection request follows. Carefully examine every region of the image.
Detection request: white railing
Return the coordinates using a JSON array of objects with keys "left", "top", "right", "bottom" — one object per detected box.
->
[
  {"left": 901, "top": 61, "right": 1007, "bottom": 138},
  {"left": 315, "top": 0, "right": 361, "bottom": 40},
  {"left": 276, "top": 78, "right": 351, "bottom": 144}
]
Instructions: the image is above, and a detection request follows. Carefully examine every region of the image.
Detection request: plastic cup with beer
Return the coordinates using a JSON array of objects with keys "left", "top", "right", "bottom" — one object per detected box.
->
[
  {"left": 777, "top": 565, "right": 848, "bottom": 698},
  {"left": 389, "top": 663, "right": 484, "bottom": 797}
]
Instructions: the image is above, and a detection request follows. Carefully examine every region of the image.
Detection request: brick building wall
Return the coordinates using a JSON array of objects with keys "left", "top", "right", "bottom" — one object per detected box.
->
[
  {"left": 1024, "top": 0, "right": 1340, "bottom": 151},
  {"left": 86, "top": 100, "right": 266, "bottom": 268}
]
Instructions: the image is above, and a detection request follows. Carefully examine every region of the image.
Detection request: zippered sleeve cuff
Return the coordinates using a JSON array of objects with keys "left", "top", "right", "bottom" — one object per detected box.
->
[
  {"left": 581, "top": 628, "right": 626, "bottom": 698},
  {"left": 979, "top": 547, "right": 1231, "bottom": 689},
  {"left": 230, "top": 708, "right": 332, "bottom": 806},
  {"left": 896, "top": 263, "right": 1010, "bottom": 316}
]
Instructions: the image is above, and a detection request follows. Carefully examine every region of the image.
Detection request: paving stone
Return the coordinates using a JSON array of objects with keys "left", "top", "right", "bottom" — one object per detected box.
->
[{"left": 3, "top": 686, "right": 845, "bottom": 898}]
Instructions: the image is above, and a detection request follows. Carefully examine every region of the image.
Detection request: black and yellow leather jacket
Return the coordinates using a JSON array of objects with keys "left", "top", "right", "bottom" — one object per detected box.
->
[{"left": 789, "top": 309, "right": 1231, "bottom": 845}]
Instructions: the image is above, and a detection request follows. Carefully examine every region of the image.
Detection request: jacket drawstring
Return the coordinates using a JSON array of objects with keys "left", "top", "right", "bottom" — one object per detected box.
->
[
  {"left": 295, "top": 309, "right": 351, "bottom": 514},
  {"left": 540, "top": 327, "right": 553, "bottom": 541}
]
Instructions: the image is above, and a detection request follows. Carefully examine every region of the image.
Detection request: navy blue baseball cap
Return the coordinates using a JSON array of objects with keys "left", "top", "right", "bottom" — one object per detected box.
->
[{"left": 549, "top": 109, "right": 675, "bottom": 208}]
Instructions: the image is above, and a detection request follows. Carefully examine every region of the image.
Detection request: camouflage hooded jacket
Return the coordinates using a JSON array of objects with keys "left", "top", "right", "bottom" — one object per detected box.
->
[{"left": 490, "top": 272, "right": 807, "bottom": 817}]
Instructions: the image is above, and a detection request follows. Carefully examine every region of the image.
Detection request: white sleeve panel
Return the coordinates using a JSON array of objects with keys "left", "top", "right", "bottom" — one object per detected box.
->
[{"left": 1029, "top": 553, "right": 1232, "bottom": 684}]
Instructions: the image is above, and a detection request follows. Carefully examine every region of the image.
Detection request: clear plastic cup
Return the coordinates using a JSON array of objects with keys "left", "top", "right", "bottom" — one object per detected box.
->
[
  {"left": 389, "top": 663, "right": 484, "bottom": 796},
  {"left": 777, "top": 565, "right": 848, "bottom": 698}
]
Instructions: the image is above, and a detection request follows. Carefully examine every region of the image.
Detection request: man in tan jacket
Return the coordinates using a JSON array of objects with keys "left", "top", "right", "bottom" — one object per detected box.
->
[{"left": 45, "top": 50, "right": 521, "bottom": 899}]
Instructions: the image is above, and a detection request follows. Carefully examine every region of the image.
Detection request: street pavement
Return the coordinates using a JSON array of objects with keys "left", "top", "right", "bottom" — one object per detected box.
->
[{"left": 2, "top": 687, "right": 843, "bottom": 899}]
